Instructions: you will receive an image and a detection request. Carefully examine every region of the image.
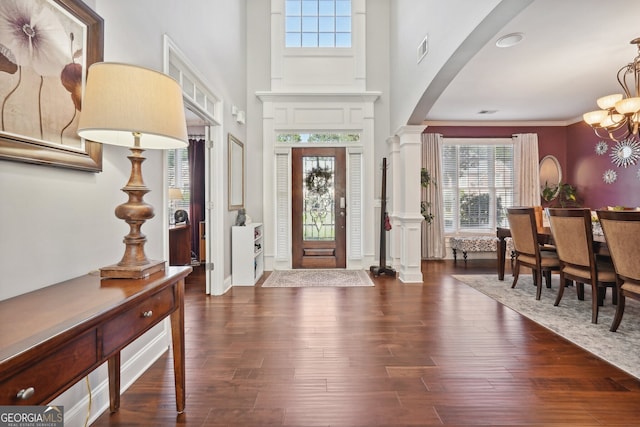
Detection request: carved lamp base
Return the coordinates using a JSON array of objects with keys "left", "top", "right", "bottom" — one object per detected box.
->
[
  {"left": 100, "top": 146, "right": 165, "bottom": 279},
  {"left": 100, "top": 259, "right": 165, "bottom": 279}
]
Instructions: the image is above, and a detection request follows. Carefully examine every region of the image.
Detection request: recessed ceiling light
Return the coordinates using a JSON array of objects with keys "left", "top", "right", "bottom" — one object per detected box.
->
[{"left": 496, "top": 32, "right": 524, "bottom": 48}]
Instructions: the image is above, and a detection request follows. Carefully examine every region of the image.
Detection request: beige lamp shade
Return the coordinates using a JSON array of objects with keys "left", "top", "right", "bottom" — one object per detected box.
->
[
  {"left": 583, "top": 110, "right": 608, "bottom": 126},
  {"left": 169, "top": 187, "right": 183, "bottom": 201},
  {"left": 596, "top": 93, "right": 623, "bottom": 110},
  {"left": 615, "top": 97, "right": 640, "bottom": 115},
  {"left": 77, "top": 62, "right": 188, "bottom": 149},
  {"left": 600, "top": 113, "right": 625, "bottom": 129}
]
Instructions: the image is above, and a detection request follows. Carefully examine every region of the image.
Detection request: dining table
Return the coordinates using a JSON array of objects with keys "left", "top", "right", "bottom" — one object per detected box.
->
[{"left": 496, "top": 225, "right": 608, "bottom": 281}]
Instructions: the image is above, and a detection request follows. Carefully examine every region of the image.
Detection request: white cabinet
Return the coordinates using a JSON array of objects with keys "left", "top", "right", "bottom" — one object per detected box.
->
[{"left": 232, "top": 223, "right": 264, "bottom": 285}]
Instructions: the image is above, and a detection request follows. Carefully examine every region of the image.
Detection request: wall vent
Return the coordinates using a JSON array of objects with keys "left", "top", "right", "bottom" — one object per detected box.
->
[{"left": 417, "top": 35, "right": 428, "bottom": 64}]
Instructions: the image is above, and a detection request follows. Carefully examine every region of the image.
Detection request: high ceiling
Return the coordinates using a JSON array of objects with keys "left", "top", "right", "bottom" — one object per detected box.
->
[{"left": 422, "top": 0, "right": 640, "bottom": 125}]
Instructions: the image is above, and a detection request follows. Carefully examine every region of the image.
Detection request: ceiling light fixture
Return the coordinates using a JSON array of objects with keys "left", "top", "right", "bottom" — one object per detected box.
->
[
  {"left": 583, "top": 37, "right": 640, "bottom": 142},
  {"left": 495, "top": 32, "right": 524, "bottom": 48}
]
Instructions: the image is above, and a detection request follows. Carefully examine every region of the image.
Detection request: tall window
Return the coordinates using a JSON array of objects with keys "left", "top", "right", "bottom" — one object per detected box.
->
[
  {"left": 442, "top": 139, "right": 514, "bottom": 234},
  {"left": 168, "top": 147, "right": 191, "bottom": 217},
  {"left": 285, "top": 0, "right": 352, "bottom": 47}
]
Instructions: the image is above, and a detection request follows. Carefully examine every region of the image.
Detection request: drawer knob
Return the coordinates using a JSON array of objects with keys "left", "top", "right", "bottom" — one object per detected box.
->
[
  {"left": 142, "top": 310, "right": 153, "bottom": 318},
  {"left": 16, "top": 387, "right": 35, "bottom": 400}
]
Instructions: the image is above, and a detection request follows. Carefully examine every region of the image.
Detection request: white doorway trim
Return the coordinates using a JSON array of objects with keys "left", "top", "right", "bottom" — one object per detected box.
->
[
  {"left": 163, "top": 35, "right": 225, "bottom": 295},
  {"left": 257, "top": 91, "right": 380, "bottom": 271}
]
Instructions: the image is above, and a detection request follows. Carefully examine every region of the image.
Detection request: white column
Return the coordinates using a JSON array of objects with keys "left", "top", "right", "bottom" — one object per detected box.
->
[{"left": 390, "top": 125, "right": 425, "bottom": 283}]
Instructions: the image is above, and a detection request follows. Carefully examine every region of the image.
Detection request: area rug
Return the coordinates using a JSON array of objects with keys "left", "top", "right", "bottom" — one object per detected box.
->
[
  {"left": 261, "top": 269, "right": 374, "bottom": 288},
  {"left": 452, "top": 274, "right": 640, "bottom": 379}
]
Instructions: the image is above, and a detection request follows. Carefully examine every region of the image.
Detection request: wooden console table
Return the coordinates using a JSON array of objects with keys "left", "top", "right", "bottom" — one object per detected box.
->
[{"left": 0, "top": 266, "right": 192, "bottom": 413}]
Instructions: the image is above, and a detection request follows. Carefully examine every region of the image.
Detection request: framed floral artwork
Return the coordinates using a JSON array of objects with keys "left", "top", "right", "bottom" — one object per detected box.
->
[{"left": 0, "top": 0, "right": 104, "bottom": 172}]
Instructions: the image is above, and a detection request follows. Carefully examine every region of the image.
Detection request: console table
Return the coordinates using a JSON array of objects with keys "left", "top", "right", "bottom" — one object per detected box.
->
[{"left": 0, "top": 266, "right": 192, "bottom": 413}]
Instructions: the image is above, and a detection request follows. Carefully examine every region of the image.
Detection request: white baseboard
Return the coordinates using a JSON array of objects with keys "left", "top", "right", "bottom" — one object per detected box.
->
[{"left": 223, "top": 274, "right": 233, "bottom": 293}]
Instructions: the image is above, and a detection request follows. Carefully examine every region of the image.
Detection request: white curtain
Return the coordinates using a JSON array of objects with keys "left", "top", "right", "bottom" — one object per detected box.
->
[
  {"left": 421, "top": 133, "right": 446, "bottom": 259},
  {"left": 513, "top": 133, "right": 540, "bottom": 206}
]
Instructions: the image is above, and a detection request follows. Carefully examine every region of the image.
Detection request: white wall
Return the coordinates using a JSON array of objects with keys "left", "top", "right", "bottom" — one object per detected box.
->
[
  {"left": 246, "top": 0, "right": 271, "bottom": 224},
  {"left": 0, "top": 1, "right": 247, "bottom": 425},
  {"left": 0, "top": 1, "right": 247, "bottom": 293},
  {"left": 366, "top": 0, "right": 391, "bottom": 258},
  {"left": 388, "top": 0, "right": 502, "bottom": 131}
]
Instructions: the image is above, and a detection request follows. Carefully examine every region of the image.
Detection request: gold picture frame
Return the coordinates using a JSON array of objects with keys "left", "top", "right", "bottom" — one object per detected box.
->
[
  {"left": 0, "top": 0, "right": 104, "bottom": 172},
  {"left": 228, "top": 133, "right": 245, "bottom": 210}
]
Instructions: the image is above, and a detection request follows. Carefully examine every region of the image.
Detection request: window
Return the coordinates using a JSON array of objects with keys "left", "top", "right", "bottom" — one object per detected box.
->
[
  {"left": 168, "top": 147, "right": 191, "bottom": 217},
  {"left": 277, "top": 133, "right": 360, "bottom": 143},
  {"left": 285, "top": 0, "right": 352, "bottom": 48},
  {"left": 442, "top": 139, "right": 514, "bottom": 234},
  {"left": 302, "top": 155, "right": 336, "bottom": 240}
]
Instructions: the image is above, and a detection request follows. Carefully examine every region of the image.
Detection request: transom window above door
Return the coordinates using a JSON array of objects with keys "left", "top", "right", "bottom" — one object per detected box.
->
[
  {"left": 285, "top": 0, "right": 352, "bottom": 48},
  {"left": 277, "top": 133, "right": 360, "bottom": 144}
]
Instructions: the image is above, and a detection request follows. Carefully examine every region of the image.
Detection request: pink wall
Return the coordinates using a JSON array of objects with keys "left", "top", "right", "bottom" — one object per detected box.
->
[
  {"left": 426, "top": 124, "right": 567, "bottom": 177},
  {"left": 426, "top": 125, "right": 568, "bottom": 168},
  {"left": 426, "top": 124, "right": 640, "bottom": 209},
  {"left": 567, "top": 122, "right": 640, "bottom": 209}
]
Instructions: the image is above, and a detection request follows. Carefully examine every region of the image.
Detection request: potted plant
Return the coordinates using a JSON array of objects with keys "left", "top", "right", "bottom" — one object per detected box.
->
[
  {"left": 541, "top": 182, "right": 580, "bottom": 207},
  {"left": 421, "top": 168, "right": 436, "bottom": 224}
]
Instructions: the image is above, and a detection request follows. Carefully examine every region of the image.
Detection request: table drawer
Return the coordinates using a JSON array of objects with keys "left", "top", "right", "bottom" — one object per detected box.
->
[
  {"left": 0, "top": 331, "right": 97, "bottom": 405},
  {"left": 102, "top": 286, "right": 176, "bottom": 356}
]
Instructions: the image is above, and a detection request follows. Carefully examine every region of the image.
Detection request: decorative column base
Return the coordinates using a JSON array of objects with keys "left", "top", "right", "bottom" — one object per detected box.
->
[{"left": 396, "top": 215, "right": 424, "bottom": 283}]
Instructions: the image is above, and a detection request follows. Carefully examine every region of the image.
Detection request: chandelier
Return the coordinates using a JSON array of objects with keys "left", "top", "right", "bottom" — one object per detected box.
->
[{"left": 583, "top": 37, "right": 640, "bottom": 142}]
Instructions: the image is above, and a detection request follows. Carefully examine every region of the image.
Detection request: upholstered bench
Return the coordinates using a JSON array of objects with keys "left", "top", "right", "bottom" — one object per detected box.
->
[{"left": 449, "top": 236, "right": 499, "bottom": 264}]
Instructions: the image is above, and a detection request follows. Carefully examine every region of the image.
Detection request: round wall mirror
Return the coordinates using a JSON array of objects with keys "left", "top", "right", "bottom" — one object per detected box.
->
[{"left": 539, "top": 155, "right": 562, "bottom": 200}]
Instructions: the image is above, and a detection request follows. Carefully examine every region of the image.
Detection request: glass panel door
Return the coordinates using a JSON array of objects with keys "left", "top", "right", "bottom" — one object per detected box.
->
[{"left": 292, "top": 147, "right": 346, "bottom": 268}]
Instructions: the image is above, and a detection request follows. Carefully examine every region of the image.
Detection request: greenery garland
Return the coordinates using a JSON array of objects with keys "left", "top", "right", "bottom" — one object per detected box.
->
[{"left": 305, "top": 166, "right": 332, "bottom": 195}]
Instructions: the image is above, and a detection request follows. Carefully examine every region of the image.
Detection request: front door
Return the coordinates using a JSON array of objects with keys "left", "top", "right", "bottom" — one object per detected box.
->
[{"left": 292, "top": 147, "right": 346, "bottom": 268}]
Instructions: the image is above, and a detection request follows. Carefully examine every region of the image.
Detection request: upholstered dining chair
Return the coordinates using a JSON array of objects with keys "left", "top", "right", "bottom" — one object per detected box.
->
[
  {"left": 596, "top": 210, "right": 640, "bottom": 332},
  {"left": 507, "top": 207, "right": 560, "bottom": 300},
  {"left": 547, "top": 208, "right": 617, "bottom": 324}
]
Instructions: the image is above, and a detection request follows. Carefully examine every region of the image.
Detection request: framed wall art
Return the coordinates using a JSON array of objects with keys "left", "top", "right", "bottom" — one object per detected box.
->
[
  {"left": 0, "top": 0, "right": 104, "bottom": 172},
  {"left": 228, "top": 133, "right": 245, "bottom": 210}
]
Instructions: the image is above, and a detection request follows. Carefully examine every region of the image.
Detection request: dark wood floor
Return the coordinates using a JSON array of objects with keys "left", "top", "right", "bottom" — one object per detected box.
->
[{"left": 92, "top": 260, "right": 640, "bottom": 426}]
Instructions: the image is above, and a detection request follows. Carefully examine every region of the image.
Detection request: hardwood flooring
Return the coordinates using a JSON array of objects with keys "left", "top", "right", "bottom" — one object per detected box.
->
[{"left": 92, "top": 260, "right": 640, "bottom": 426}]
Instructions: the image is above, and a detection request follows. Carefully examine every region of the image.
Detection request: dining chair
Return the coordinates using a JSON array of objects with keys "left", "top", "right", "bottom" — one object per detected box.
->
[
  {"left": 507, "top": 207, "right": 560, "bottom": 300},
  {"left": 596, "top": 210, "right": 640, "bottom": 332},
  {"left": 547, "top": 208, "right": 617, "bottom": 324}
]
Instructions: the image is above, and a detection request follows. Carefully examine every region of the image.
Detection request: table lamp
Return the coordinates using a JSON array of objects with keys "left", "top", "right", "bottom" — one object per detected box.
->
[
  {"left": 168, "top": 187, "right": 184, "bottom": 225},
  {"left": 78, "top": 62, "right": 188, "bottom": 279}
]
